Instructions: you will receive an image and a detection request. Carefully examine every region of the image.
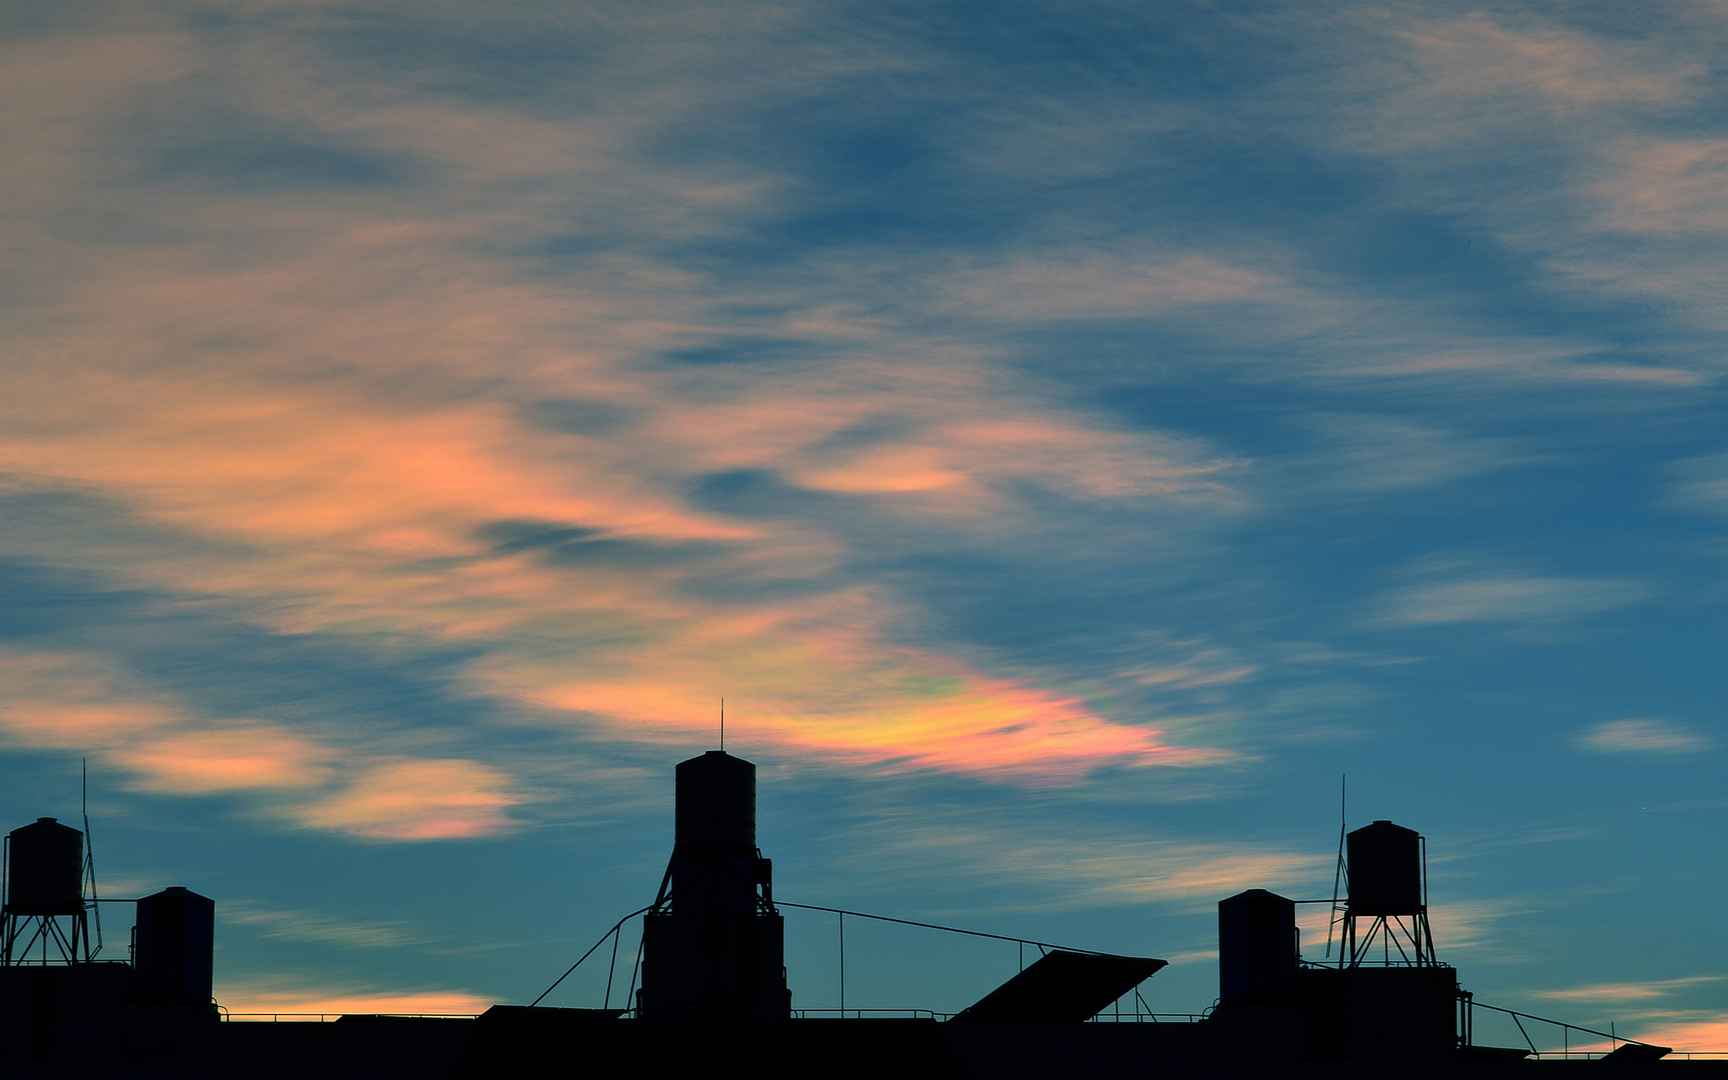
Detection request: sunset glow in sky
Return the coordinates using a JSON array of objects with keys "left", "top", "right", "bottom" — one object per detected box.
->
[{"left": 3, "top": 0, "right": 1727, "bottom": 1046}]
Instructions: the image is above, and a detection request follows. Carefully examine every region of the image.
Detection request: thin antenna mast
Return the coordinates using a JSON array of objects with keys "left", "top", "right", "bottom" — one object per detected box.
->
[
  {"left": 1325, "top": 773, "right": 1346, "bottom": 959},
  {"left": 720, "top": 698, "right": 725, "bottom": 751},
  {"left": 82, "top": 758, "right": 103, "bottom": 957}
]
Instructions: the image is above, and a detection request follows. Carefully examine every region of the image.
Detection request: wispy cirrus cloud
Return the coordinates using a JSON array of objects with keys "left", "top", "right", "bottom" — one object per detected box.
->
[
  {"left": 1548, "top": 135, "right": 1728, "bottom": 331},
  {"left": 1585, "top": 137, "right": 1728, "bottom": 236},
  {"left": 1312, "top": 10, "right": 1704, "bottom": 163},
  {"left": 1391, "top": 14, "right": 1701, "bottom": 115},
  {"left": 1669, "top": 454, "right": 1728, "bottom": 514},
  {"left": 1376, "top": 573, "right": 1650, "bottom": 627},
  {"left": 1262, "top": 6, "right": 1728, "bottom": 370},
  {"left": 1576, "top": 719, "right": 1711, "bottom": 756},
  {"left": 1300, "top": 415, "right": 1526, "bottom": 493},
  {"left": 843, "top": 809, "right": 1324, "bottom": 914},
  {"left": 223, "top": 904, "right": 420, "bottom": 950},
  {"left": 936, "top": 250, "right": 1321, "bottom": 324},
  {"left": 1533, "top": 975, "right": 1728, "bottom": 1004}
]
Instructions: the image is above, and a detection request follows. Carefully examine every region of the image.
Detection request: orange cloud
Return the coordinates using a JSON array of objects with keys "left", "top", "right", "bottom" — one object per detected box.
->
[
  {"left": 117, "top": 728, "right": 333, "bottom": 794},
  {"left": 218, "top": 984, "right": 492, "bottom": 1019},
  {"left": 0, "top": 649, "right": 176, "bottom": 739},
  {"left": 0, "top": 650, "right": 184, "bottom": 750},
  {"left": 0, "top": 362, "right": 1239, "bottom": 786},
  {"left": 0, "top": 650, "right": 334, "bottom": 804},
  {"left": 0, "top": 648, "right": 520, "bottom": 839},
  {"left": 1610, "top": 1016, "right": 1728, "bottom": 1055},
  {"left": 1555, "top": 1013, "right": 1728, "bottom": 1056},
  {"left": 0, "top": 376, "right": 753, "bottom": 557},
  {"left": 295, "top": 760, "right": 521, "bottom": 841}
]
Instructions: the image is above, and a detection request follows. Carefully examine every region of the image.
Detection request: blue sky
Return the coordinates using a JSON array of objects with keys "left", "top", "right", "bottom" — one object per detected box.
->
[{"left": 2, "top": 0, "right": 1726, "bottom": 1046}]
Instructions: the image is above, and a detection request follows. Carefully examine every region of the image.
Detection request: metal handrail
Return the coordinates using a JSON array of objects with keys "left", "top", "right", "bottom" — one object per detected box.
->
[
  {"left": 792, "top": 1008, "right": 951, "bottom": 1020},
  {"left": 531, "top": 897, "right": 1153, "bottom": 1018},
  {"left": 777, "top": 900, "right": 1117, "bottom": 956},
  {"left": 1462, "top": 999, "right": 1722, "bottom": 1059},
  {"left": 529, "top": 904, "right": 653, "bottom": 1007}
]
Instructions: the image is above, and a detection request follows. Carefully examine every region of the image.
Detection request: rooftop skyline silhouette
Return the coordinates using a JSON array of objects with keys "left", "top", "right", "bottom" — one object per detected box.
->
[{"left": 0, "top": 746, "right": 1705, "bottom": 1074}]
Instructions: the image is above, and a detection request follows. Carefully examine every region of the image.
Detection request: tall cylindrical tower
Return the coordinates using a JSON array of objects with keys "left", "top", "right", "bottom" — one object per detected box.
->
[{"left": 640, "top": 750, "right": 789, "bottom": 1021}]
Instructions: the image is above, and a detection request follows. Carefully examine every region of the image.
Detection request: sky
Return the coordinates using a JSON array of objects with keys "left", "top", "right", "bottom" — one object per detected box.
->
[{"left": 2, "top": 0, "right": 1727, "bottom": 1051}]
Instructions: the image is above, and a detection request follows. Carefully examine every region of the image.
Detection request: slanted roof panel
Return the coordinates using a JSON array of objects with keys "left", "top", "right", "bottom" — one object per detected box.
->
[{"left": 950, "top": 950, "right": 1166, "bottom": 1023}]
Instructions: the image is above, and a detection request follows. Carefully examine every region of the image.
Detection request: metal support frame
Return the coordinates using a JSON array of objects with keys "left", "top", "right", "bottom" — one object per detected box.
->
[{"left": 1, "top": 910, "right": 93, "bottom": 966}]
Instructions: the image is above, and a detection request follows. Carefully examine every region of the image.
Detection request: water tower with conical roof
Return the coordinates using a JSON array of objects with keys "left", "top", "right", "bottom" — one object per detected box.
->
[
  {"left": 2, "top": 817, "right": 93, "bottom": 966},
  {"left": 1340, "top": 819, "right": 1436, "bottom": 967}
]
